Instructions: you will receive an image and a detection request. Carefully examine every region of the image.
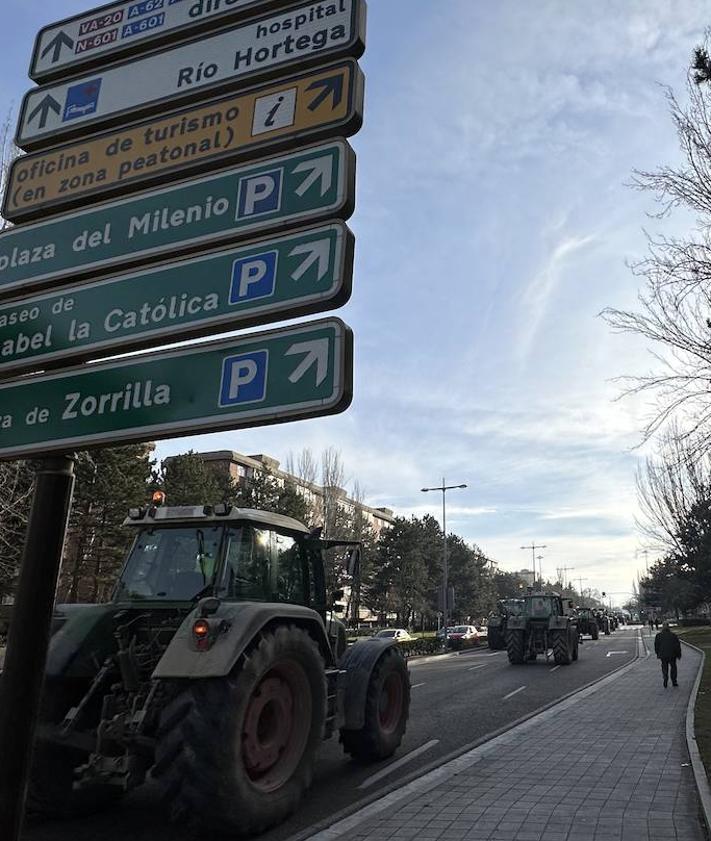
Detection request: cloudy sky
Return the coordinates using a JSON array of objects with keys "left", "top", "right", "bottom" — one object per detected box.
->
[{"left": 2, "top": 0, "right": 708, "bottom": 601}]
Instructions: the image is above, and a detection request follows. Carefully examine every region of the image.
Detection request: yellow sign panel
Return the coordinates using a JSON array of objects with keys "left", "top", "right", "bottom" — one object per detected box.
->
[{"left": 5, "top": 60, "right": 363, "bottom": 223}]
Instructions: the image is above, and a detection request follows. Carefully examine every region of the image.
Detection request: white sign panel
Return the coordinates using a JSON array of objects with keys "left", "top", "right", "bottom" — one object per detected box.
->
[
  {"left": 18, "top": 0, "right": 365, "bottom": 151},
  {"left": 30, "top": 0, "right": 297, "bottom": 82}
]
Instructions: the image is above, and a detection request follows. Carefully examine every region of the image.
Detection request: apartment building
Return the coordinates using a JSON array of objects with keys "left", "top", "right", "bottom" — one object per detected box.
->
[{"left": 192, "top": 450, "right": 395, "bottom": 537}]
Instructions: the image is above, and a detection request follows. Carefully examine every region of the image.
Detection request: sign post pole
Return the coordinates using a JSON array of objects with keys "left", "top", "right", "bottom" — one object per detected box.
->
[{"left": 0, "top": 455, "right": 76, "bottom": 841}]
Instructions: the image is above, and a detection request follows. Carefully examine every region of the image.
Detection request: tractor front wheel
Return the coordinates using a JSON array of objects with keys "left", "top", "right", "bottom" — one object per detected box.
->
[
  {"left": 341, "top": 647, "right": 410, "bottom": 762},
  {"left": 153, "top": 625, "right": 326, "bottom": 837}
]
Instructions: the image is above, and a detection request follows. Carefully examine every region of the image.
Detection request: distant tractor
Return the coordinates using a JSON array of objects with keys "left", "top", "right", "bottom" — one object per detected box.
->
[
  {"left": 486, "top": 599, "right": 524, "bottom": 650},
  {"left": 576, "top": 608, "right": 600, "bottom": 640},
  {"left": 27, "top": 504, "right": 411, "bottom": 836},
  {"left": 506, "top": 592, "right": 579, "bottom": 666}
]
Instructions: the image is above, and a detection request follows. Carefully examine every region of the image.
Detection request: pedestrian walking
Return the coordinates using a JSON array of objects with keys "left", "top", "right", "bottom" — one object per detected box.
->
[
  {"left": 648, "top": 617, "right": 654, "bottom": 634},
  {"left": 654, "top": 622, "right": 682, "bottom": 688},
  {"left": 655, "top": 617, "right": 660, "bottom": 630}
]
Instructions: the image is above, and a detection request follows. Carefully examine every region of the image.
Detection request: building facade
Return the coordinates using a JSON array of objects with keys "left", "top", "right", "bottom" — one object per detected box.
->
[{"left": 191, "top": 450, "right": 395, "bottom": 538}]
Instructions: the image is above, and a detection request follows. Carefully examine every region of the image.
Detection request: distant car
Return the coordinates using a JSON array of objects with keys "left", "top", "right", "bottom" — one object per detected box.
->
[
  {"left": 374, "top": 628, "right": 415, "bottom": 643},
  {"left": 446, "top": 625, "right": 480, "bottom": 650}
]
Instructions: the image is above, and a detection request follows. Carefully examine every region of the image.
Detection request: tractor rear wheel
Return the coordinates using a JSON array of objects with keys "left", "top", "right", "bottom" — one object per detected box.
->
[
  {"left": 552, "top": 631, "right": 572, "bottom": 665},
  {"left": 341, "top": 647, "right": 410, "bottom": 762},
  {"left": 506, "top": 630, "right": 525, "bottom": 664},
  {"left": 153, "top": 625, "right": 326, "bottom": 837}
]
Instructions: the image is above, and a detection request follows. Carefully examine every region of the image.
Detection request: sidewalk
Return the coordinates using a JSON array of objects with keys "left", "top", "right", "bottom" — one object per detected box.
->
[{"left": 310, "top": 633, "right": 706, "bottom": 841}]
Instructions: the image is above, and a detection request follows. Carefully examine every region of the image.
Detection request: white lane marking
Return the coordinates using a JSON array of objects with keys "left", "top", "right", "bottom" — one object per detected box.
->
[
  {"left": 503, "top": 685, "right": 527, "bottom": 700},
  {"left": 549, "top": 665, "right": 561, "bottom": 673},
  {"left": 358, "top": 740, "right": 440, "bottom": 790},
  {"left": 606, "top": 651, "right": 628, "bottom": 657},
  {"left": 411, "top": 683, "right": 426, "bottom": 689},
  {"left": 468, "top": 664, "right": 488, "bottom": 671}
]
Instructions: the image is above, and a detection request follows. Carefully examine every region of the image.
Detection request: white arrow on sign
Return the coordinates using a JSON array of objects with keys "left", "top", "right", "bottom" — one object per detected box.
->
[
  {"left": 289, "top": 240, "right": 331, "bottom": 282},
  {"left": 606, "top": 651, "right": 628, "bottom": 657},
  {"left": 287, "top": 339, "right": 329, "bottom": 386},
  {"left": 294, "top": 157, "right": 333, "bottom": 198}
]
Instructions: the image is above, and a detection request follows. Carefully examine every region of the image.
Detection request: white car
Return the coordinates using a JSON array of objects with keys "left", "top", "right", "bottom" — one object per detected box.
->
[{"left": 374, "top": 628, "right": 414, "bottom": 642}]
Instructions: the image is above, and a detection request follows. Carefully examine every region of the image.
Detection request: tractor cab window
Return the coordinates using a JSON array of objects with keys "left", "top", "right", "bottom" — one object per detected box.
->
[
  {"left": 273, "top": 532, "right": 308, "bottom": 604},
  {"left": 117, "top": 526, "right": 222, "bottom": 601},
  {"left": 218, "top": 526, "right": 308, "bottom": 604},
  {"left": 219, "top": 527, "right": 270, "bottom": 601},
  {"left": 528, "top": 597, "right": 553, "bottom": 618}
]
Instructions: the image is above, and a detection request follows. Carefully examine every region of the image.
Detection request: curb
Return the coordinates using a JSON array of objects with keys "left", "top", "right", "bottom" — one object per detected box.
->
[
  {"left": 681, "top": 639, "right": 711, "bottom": 834},
  {"left": 290, "top": 632, "right": 641, "bottom": 841}
]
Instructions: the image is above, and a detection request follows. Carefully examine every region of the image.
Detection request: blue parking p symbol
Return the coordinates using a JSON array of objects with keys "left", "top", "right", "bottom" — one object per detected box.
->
[
  {"left": 219, "top": 350, "right": 269, "bottom": 408},
  {"left": 236, "top": 169, "right": 283, "bottom": 219},
  {"left": 229, "top": 251, "right": 278, "bottom": 305}
]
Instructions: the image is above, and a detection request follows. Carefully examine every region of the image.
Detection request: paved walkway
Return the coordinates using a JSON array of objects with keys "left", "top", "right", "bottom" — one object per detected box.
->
[{"left": 310, "top": 632, "right": 706, "bottom": 841}]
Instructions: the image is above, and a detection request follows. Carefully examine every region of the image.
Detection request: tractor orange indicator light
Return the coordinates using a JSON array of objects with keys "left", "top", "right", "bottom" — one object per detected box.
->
[{"left": 193, "top": 620, "right": 210, "bottom": 642}]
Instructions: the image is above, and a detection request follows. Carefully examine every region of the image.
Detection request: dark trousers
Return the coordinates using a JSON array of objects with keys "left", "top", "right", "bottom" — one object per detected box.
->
[{"left": 661, "top": 658, "right": 678, "bottom": 685}]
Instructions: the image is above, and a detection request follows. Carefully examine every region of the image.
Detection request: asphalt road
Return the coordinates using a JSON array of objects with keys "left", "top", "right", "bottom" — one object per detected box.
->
[{"left": 22, "top": 627, "right": 642, "bottom": 841}]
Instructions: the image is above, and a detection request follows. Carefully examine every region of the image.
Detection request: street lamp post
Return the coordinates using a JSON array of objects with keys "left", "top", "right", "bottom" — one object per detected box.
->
[
  {"left": 521, "top": 542, "right": 547, "bottom": 589},
  {"left": 421, "top": 478, "right": 467, "bottom": 648}
]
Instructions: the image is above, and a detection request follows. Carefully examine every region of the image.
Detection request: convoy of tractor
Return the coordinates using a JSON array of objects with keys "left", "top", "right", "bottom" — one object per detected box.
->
[
  {"left": 5, "top": 495, "right": 626, "bottom": 834},
  {"left": 492, "top": 590, "right": 623, "bottom": 666}
]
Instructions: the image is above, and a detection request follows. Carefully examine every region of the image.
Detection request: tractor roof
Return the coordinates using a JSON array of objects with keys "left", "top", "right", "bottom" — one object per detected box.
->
[{"left": 122, "top": 505, "right": 311, "bottom": 534}]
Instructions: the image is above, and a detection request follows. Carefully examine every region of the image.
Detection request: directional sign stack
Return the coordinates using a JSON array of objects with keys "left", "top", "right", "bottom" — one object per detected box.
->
[{"left": 0, "top": 0, "right": 367, "bottom": 459}]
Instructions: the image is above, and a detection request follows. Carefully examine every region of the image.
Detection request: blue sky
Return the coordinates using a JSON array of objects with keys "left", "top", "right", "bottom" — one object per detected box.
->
[{"left": 2, "top": 0, "right": 708, "bottom": 601}]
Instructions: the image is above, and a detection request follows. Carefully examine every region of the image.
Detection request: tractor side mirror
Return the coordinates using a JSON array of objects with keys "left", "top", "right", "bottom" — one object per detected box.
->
[{"left": 197, "top": 597, "right": 220, "bottom": 618}]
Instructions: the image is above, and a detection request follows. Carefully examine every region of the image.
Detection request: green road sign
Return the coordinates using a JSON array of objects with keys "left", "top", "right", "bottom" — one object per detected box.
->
[
  {"left": 0, "top": 223, "right": 353, "bottom": 379},
  {"left": 0, "top": 139, "right": 354, "bottom": 298},
  {"left": 0, "top": 317, "right": 352, "bottom": 460}
]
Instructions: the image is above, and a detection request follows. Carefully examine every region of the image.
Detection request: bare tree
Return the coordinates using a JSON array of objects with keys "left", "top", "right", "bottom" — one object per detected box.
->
[
  {"left": 321, "top": 447, "right": 347, "bottom": 538},
  {"left": 0, "top": 461, "right": 35, "bottom": 599},
  {"left": 602, "top": 43, "right": 711, "bottom": 451},
  {"left": 635, "top": 424, "right": 711, "bottom": 555},
  {"left": 285, "top": 448, "right": 318, "bottom": 485}
]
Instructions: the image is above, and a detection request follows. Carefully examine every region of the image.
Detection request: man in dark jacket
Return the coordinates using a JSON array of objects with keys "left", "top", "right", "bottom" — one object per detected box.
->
[{"left": 654, "top": 622, "right": 682, "bottom": 688}]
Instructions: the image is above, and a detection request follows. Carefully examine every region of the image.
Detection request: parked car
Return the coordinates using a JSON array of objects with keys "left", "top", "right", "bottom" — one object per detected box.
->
[
  {"left": 446, "top": 625, "right": 480, "bottom": 650},
  {"left": 374, "top": 628, "right": 415, "bottom": 643}
]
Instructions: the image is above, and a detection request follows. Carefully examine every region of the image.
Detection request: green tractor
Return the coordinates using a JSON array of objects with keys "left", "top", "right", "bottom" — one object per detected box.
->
[
  {"left": 26, "top": 504, "right": 410, "bottom": 836},
  {"left": 486, "top": 599, "right": 524, "bottom": 650},
  {"left": 576, "top": 607, "right": 600, "bottom": 640},
  {"left": 506, "top": 592, "right": 579, "bottom": 666}
]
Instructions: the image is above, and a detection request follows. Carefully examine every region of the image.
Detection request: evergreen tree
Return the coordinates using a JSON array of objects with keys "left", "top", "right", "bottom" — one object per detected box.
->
[
  {"left": 234, "top": 469, "right": 310, "bottom": 523},
  {"left": 159, "top": 451, "right": 233, "bottom": 505},
  {"left": 59, "top": 444, "right": 154, "bottom": 603}
]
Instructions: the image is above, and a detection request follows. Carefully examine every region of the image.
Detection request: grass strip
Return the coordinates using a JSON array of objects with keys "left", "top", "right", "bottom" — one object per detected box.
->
[{"left": 676, "top": 627, "right": 711, "bottom": 781}]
